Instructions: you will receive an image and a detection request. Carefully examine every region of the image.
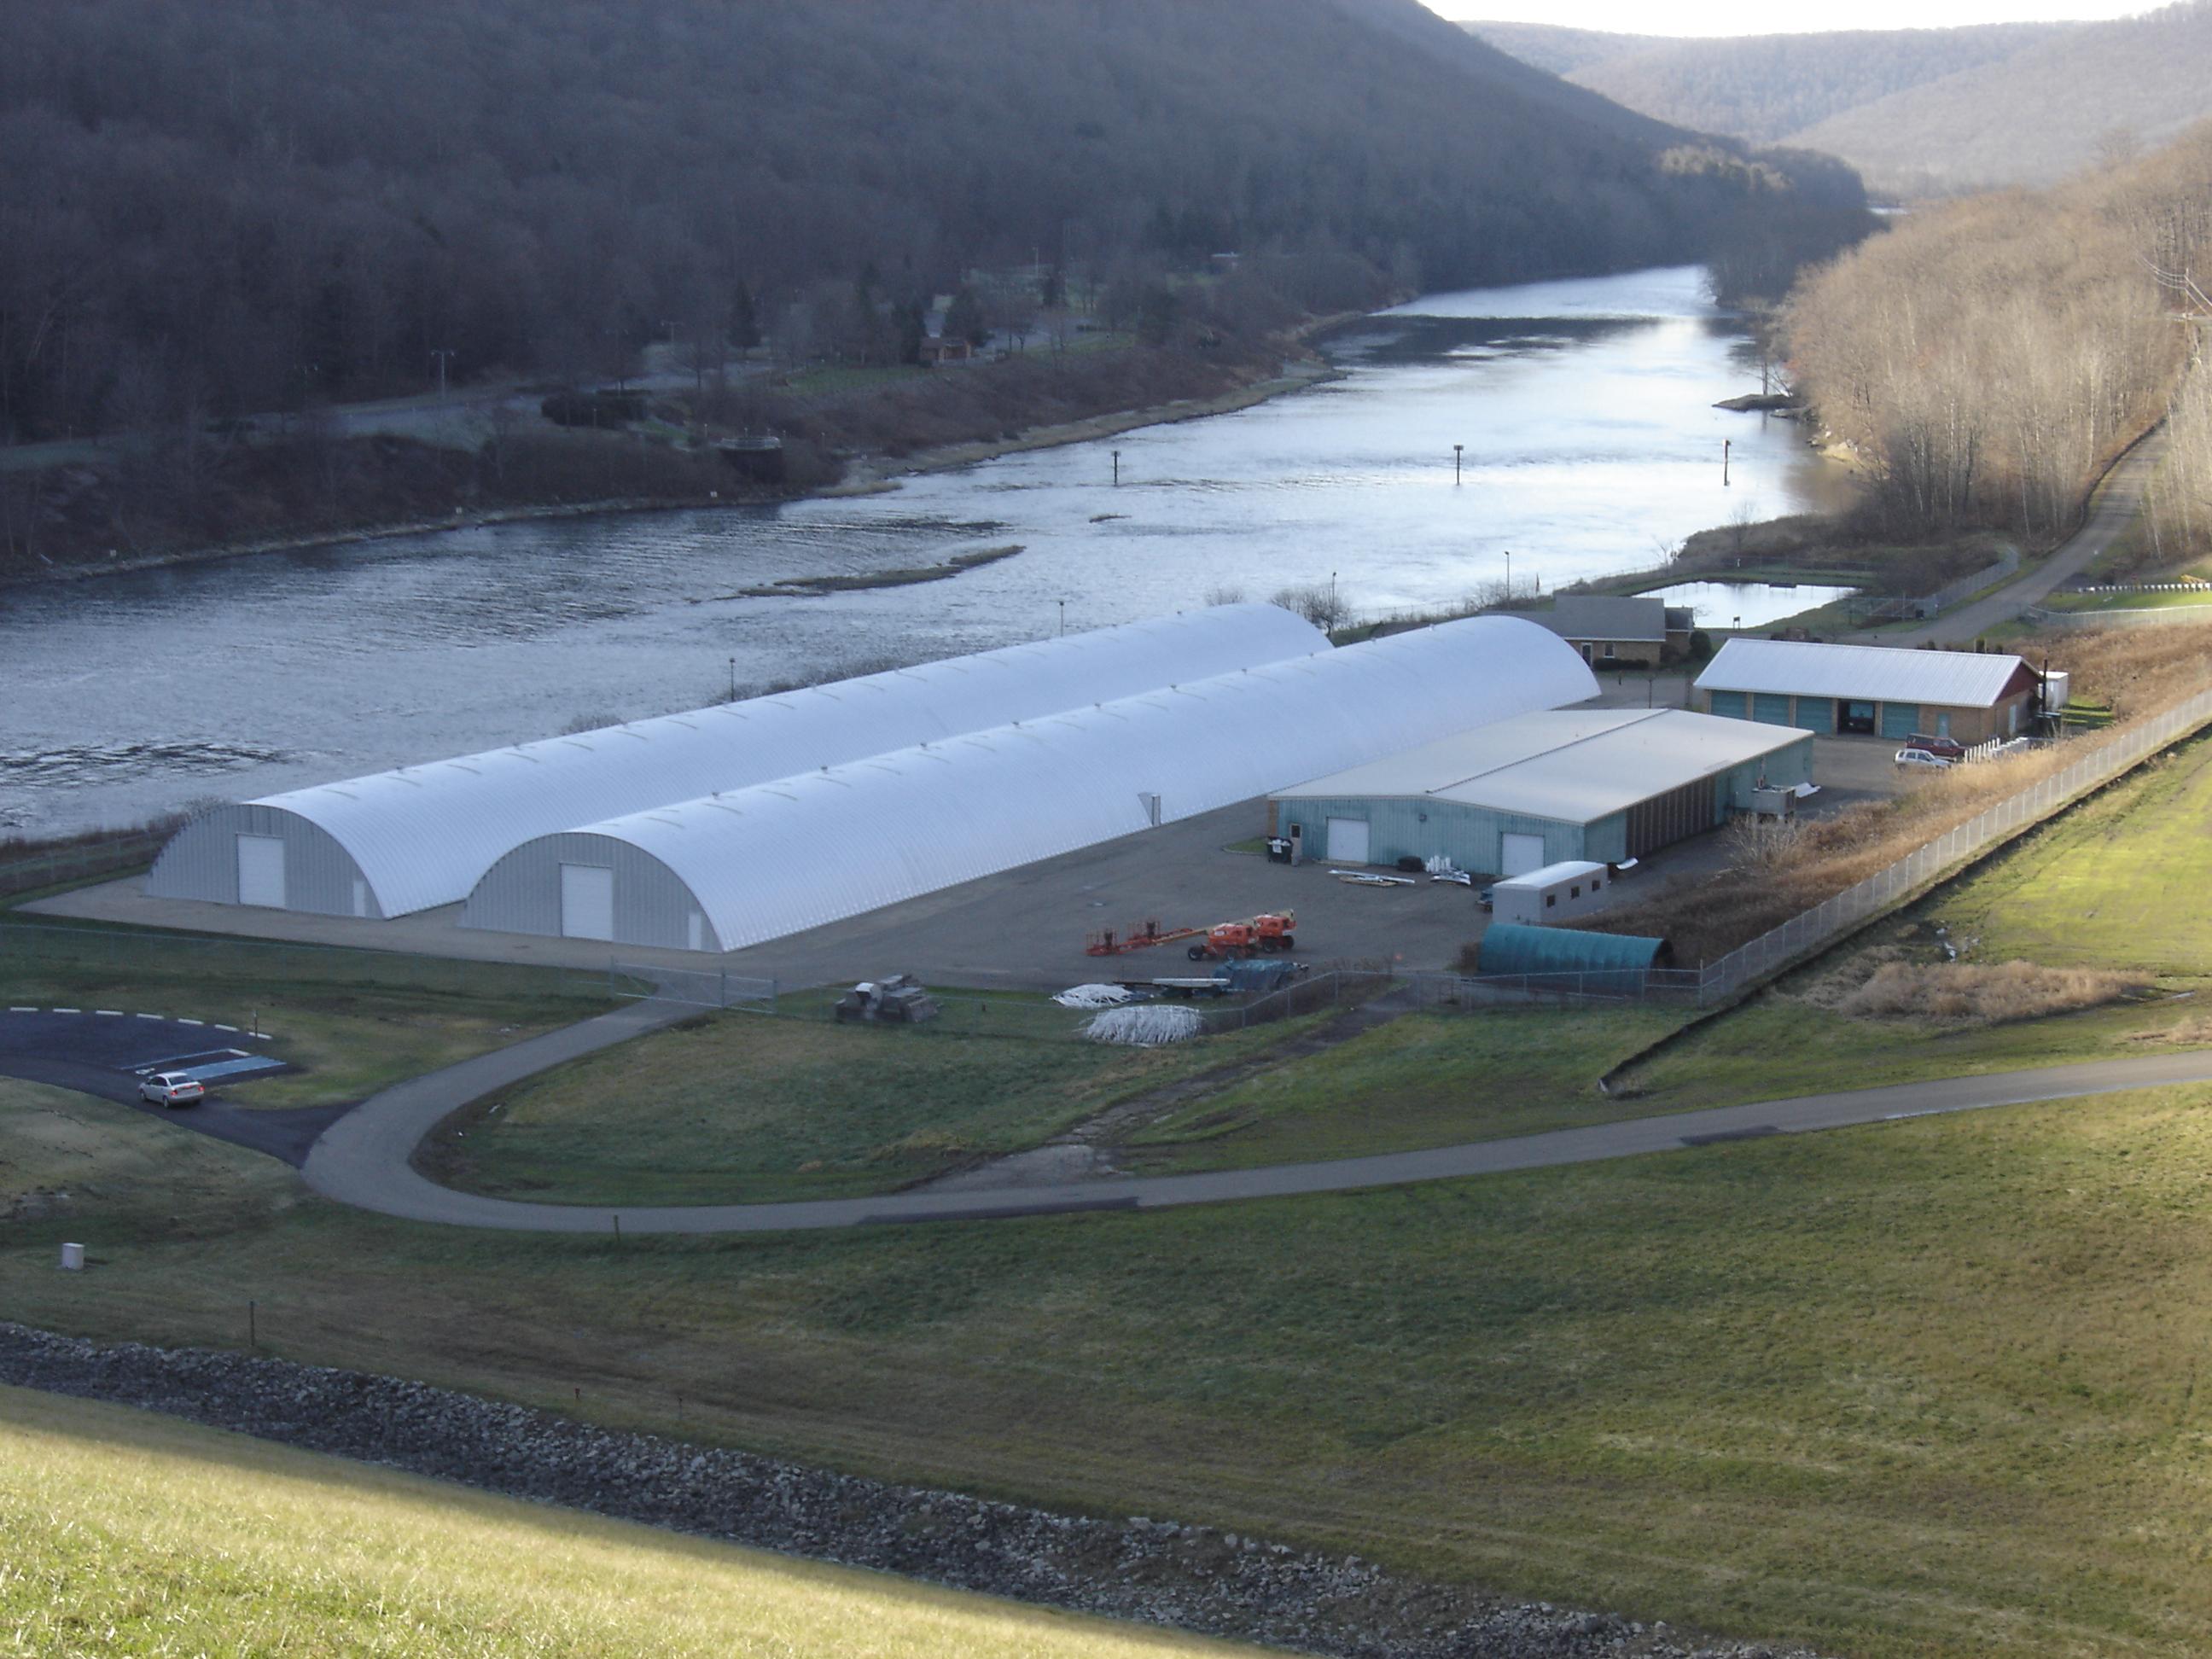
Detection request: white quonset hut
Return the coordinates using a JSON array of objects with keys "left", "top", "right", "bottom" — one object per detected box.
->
[
  {"left": 464, "top": 616, "right": 1599, "bottom": 952},
  {"left": 145, "top": 604, "right": 1327, "bottom": 919}
]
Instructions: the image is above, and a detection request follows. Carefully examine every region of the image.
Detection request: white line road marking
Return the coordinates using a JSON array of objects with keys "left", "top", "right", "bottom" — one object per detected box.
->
[
  {"left": 7, "top": 1006, "right": 34, "bottom": 1013},
  {"left": 52, "top": 1008, "right": 79, "bottom": 1015},
  {"left": 178, "top": 1018, "right": 204, "bottom": 1026},
  {"left": 96, "top": 1010, "right": 124, "bottom": 1016},
  {"left": 213, "top": 1024, "right": 237, "bottom": 1032},
  {"left": 136, "top": 1012, "right": 163, "bottom": 1020}
]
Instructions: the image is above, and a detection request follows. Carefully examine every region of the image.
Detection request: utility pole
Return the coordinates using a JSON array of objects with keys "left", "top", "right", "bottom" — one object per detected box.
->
[
  {"left": 430, "top": 348, "right": 456, "bottom": 402},
  {"left": 1453, "top": 442, "right": 1464, "bottom": 485}
]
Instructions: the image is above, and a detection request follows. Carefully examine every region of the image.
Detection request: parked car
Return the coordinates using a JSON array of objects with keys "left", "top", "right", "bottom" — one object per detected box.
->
[
  {"left": 1895, "top": 748, "right": 1954, "bottom": 770},
  {"left": 1906, "top": 732, "right": 1965, "bottom": 760},
  {"left": 137, "top": 1072, "right": 205, "bottom": 1108}
]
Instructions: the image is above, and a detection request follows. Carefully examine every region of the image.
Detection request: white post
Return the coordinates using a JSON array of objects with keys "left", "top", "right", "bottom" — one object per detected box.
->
[{"left": 59, "top": 1243, "right": 84, "bottom": 1272}]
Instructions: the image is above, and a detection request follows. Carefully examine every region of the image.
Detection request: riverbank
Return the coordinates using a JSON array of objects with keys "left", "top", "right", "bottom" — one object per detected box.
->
[{"left": 0, "top": 331, "right": 1343, "bottom": 591}]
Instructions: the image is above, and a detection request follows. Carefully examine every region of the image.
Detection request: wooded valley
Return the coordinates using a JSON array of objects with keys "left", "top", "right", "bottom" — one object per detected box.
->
[
  {"left": 1785, "top": 123, "right": 2212, "bottom": 546},
  {"left": 0, "top": 0, "right": 1866, "bottom": 447}
]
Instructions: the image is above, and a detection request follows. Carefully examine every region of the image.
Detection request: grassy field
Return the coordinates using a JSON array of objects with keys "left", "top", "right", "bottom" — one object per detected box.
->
[
  {"left": 420, "top": 1008, "right": 1316, "bottom": 1204},
  {"left": 1121, "top": 1005, "right": 1685, "bottom": 1172},
  {"left": 0, "top": 917, "right": 611, "bottom": 1109},
  {"left": 12, "top": 1075, "right": 2212, "bottom": 1655},
  {"left": 0, "top": 1386, "right": 1261, "bottom": 1659}
]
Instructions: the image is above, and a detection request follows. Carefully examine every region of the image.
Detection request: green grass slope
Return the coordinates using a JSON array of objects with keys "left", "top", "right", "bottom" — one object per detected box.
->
[{"left": 0, "top": 1384, "right": 1267, "bottom": 1659}]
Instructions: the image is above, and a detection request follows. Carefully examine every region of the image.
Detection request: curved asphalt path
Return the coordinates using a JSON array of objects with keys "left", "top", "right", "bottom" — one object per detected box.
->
[
  {"left": 297, "top": 998, "right": 2212, "bottom": 1233},
  {"left": 1877, "top": 423, "right": 2167, "bottom": 647}
]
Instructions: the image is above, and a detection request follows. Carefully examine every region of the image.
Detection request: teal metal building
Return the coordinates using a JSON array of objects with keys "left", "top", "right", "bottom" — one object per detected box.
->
[
  {"left": 1476, "top": 923, "right": 1670, "bottom": 993},
  {"left": 1270, "top": 707, "right": 1813, "bottom": 875}
]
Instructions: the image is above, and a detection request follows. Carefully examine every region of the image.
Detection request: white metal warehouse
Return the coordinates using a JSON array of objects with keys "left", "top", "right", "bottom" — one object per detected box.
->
[
  {"left": 145, "top": 604, "right": 1326, "bottom": 919},
  {"left": 1270, "top": 707, "right": 1816, "bottom": 872},
  {"left": 463, "top": 615, "right": 1599, "bottom": 952}
]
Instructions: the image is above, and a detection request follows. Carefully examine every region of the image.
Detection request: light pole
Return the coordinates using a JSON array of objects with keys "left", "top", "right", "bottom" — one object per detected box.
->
[
  {"left": 430, "top": 348, "right": 456, "bottom": 402},
  {"left": 1452, "top": 442, "right": 1463, "bottom": 485},
  {"left": 1111, "top": 448, "right": 1121, "bottom": 485},
  {"left": 1723, "top": 438, "right": 1732, "bottom": 486},
  {"left": 1057, "top": 598, "right": 1066, "bottom": 636},
  {"left": 1503, "top": 550, "right": 1512, "bottom": 602},
  {"left": 727, "top": 657, "right": 736, "bottom": 701}
]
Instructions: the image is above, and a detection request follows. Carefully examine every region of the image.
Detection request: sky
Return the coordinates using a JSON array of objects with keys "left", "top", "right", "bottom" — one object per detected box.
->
[{"left": 1429, "top": 0, "right": 2155, "bottom": 36}]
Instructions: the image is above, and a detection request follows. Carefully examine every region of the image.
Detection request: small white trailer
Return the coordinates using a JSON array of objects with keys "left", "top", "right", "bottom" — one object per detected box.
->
[{"left": 1490, "top": 859, "right": 1612, "bottom": 928}]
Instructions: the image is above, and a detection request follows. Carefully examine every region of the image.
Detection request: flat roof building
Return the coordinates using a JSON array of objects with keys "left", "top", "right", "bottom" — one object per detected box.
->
[
  {"left": 1270, "top": 707, "right": 1813, "bottom": 874},
  {"left": 1694, "top": 638, "right": 2038, "bottom": 743}
]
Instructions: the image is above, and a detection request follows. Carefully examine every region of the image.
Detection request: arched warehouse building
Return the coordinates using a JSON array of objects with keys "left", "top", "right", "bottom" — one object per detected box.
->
[
  {"left": 145, "top": 603, "right": 1326, "bottom": 919},
  {"left": 463, "top": 615, "right": 1598, "bottom": 952}
]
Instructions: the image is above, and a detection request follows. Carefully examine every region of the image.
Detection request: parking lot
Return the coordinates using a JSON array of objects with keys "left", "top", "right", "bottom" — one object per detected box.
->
[{"left": 0, "top": 1008, "right": 340, "bottom": 1164}]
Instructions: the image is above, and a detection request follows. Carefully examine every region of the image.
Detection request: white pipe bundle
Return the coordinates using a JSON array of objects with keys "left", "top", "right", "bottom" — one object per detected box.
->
[
  {"left": 1053, "top": 983, "right": 1138, "bottom": 1009},
  {"left": 1083, "top": 1004, "right": 1205, "bottom": 1045}
]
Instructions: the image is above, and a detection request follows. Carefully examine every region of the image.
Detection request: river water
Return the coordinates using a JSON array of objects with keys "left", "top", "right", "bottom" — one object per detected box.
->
[{"left": 2, "top": 265, "right": 1852, "bottom": 838}]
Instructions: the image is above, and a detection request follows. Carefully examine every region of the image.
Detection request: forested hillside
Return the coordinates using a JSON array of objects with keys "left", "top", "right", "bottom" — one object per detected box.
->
[
  {"left": 0, "top": 0, "right": 1864, "bottom": 445},
  {"left": 1786, "top": 124, "right": 2212, "bottom": 541},
  {"left": 1791, "top": 2, "right": 2212, "bottom": 195},
  {"left": 1470, "top": 20, "right": 2071, "bottom": 147}
]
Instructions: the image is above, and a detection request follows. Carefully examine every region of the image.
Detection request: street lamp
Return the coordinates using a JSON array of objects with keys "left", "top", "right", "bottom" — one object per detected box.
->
[
  {"left": 1503, "top": 550, "right": 1512, "bottom": 602},
  {"left": 1057, "top": 598, "right": 1066, "bottom": 636},
  {"left": 1452, "top": 442, "right": 1464, "bottom": 485}
]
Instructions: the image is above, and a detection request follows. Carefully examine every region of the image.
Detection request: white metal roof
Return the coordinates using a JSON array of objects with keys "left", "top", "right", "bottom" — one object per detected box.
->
[
  {"left": 1494, "top": 860, "right": 1609, "bottom": 891},
  {"left": 1272, "top": 707, "right": 1809, "bottom": 824},
  {"left": 218, "top": 604, "right": 1327, "bottom": 917},
  {"left": 479, "top": 616, "right": 1598, "bottom": 952},
  {"left": 1695, "top": 638, "right": 2026, "bottom": 707}
]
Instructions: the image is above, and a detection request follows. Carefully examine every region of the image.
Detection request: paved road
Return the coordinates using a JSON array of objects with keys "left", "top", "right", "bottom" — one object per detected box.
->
[
  {"left": 297, "top": 1004, "right": 2212, "bottom": 1232},
  {"left": 0, "top": 1008, "right": 350, "bottom": 1171},
  {"left": 1879, "top": 426, "right": 2167, "bottom": 647}
]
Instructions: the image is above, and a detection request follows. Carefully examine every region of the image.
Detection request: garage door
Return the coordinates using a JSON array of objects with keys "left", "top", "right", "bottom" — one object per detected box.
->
[
  {"left": 559, "top": 863, "right": 615, "bottom": 941},
  {"left": 1793, "top": 697, "right": 1835, "bottom": 733},
  {"left": 236, "top": 834, "right": 286, "bottom": 909},
  {"left": 1708, "top": 690, "right": 1747, "bottom": 719},
  {"left": 1881, "top": 701, "right": 1920, "bottom": 739},
  {"left": 1499, "top": 832, "right": 1546, "bottom": 877},
  {"left": 1324, "top": 817, "right": 1371, "bottom": 864},
  {"left": 1752, "top": 693, "right": 1791, "bottom": 725}
]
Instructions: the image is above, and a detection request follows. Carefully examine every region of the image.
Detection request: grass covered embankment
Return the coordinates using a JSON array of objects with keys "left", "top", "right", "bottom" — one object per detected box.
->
[
  {"left": 0, "top": 1382, "right": 1259, "bottom": 1659},
  {"left": 10, "top": 1069, "right": 2212, "bottom": 1656}
]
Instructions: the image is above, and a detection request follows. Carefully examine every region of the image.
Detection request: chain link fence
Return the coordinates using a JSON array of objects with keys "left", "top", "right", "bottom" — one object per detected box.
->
[
  {"left": 2, "top": 918, "right": 616, "bottom": 1008},
  {"left": 1693, "top": 684, "right": 2212, "bottom": 1004}
]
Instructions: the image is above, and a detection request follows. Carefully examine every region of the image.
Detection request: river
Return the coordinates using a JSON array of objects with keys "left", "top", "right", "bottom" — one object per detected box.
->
[{"left": 2, "top": 265, "right": 1852, "bottom": 839}]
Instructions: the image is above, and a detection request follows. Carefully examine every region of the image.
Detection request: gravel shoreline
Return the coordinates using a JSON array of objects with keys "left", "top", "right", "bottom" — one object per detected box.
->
[{"left": 1, "top": 1322, "right": 1818, "bottom": 1659}]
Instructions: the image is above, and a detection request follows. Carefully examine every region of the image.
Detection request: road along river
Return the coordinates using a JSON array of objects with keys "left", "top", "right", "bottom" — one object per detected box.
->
[{"left": 2, "top": 265, "right": 1849, "bottom": 839}]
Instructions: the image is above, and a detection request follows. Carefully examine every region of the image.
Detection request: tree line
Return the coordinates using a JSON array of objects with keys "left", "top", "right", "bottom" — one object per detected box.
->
[
  {"left": 0, "top": 0, "right": 1866, "bottom": 446},
  {"left": 1786, "top": 123, "right": 2212, "bottom": 540}
]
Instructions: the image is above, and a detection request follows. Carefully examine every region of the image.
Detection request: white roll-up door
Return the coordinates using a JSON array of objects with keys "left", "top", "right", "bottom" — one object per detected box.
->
[
  {"left": 560, "top": 864, "right": 616, "bottom": 941},
  {"left": 236, "top": 835, "right": 287, "bottom": 908},
  {"left": 1325, "top": 817, "right": 1371, "bottom": 864},
  {"left": 1499, "top": 832, "right": 1546, "bottom": 876}
]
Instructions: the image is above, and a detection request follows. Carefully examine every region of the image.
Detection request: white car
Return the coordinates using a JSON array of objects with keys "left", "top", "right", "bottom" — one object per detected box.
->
[
  {"left": 1895, "top": 748, "right": 1954, "bottom": 770},
  {"left": 137, "top": 1071, "right": 206, "bottom": 1108}
]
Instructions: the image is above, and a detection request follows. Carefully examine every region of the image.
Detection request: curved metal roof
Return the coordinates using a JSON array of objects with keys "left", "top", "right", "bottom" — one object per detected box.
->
[
  {"left": 480, "top": 616, "right": 1598, "bottom": 952},
  {"left": 178, "top": 603, "right": 1326, "bottom": 917},
  {"left": 1476, "top": 923, "right": 1667, "bottom": 980}
]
